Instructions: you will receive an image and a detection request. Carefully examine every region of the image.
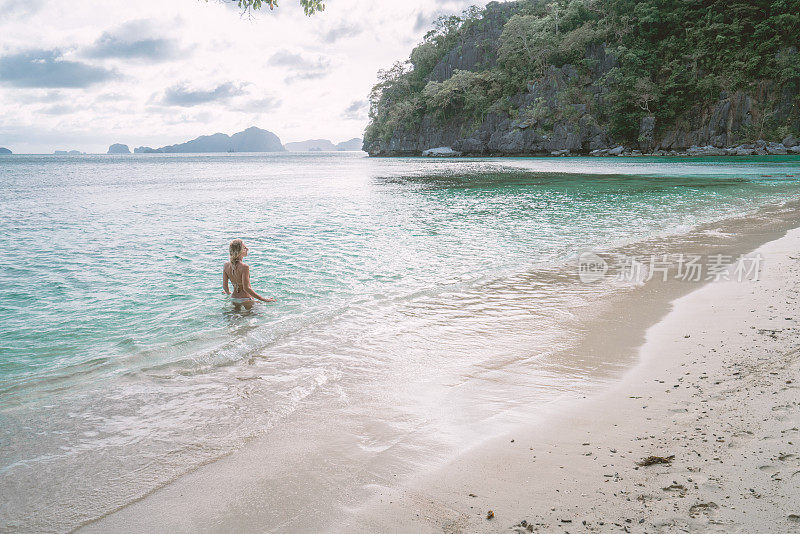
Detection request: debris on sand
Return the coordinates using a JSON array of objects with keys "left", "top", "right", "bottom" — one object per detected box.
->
[
  {"left": 688, "top": 502, "right": 718, "bottom": 518},
  {"left": 637, "top": 455, "right": 674, "bottom": 466},
  {"left": 661, "top": 483, "right": 687, "bottom": 496},
  {"left": 486, "top": 510, "right": 494, "bottom": 520}
]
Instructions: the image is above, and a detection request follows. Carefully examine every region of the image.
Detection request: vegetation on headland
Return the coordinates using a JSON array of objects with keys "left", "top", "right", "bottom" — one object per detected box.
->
[
  {"left": 593, "top": 0, "right": 799, "bottom": 142},
  {"left": 365, "top": 0, "right": 800, "bottom": 152}
]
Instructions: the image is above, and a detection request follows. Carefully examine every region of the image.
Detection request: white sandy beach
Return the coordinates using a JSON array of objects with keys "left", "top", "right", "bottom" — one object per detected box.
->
[
  {"left": 77, "top": 220, "right": 800, "bottom": 534},
  {"left": 345, "top": 229, "right": 800, "bottom": 532}
]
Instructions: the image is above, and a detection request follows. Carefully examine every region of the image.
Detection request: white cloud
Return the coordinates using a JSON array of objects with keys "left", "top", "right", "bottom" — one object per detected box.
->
[
  {"left": 159, "top": 82, "right": 249, "bottom": 106},
  {"left": 0, "top": 0, "right": 489, "bottom": 153},
  {"left": 341, "top": 99, "right": 367, "bottom": 120},
  {"left": 84, "top": 19, "right": 182, "bottom": 61},
  {"left": 0, "top": 49, "right": 117, "bottom": 88}
]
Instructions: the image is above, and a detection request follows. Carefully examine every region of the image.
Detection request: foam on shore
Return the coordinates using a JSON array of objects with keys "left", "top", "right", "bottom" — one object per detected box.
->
[{"left": 343, "top": 221, "right": 800, "bottom": 533}]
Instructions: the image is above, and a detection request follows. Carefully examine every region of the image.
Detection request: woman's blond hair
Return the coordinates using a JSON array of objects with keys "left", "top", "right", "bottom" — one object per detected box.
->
[{"left": 229, "top": 239, "right": 245, "bottom": 275}]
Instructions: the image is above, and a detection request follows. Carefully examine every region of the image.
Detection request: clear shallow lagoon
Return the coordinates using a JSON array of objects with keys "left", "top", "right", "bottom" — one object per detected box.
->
[{"left": 1, "top": 152, "right": 800, "bottom": 531}]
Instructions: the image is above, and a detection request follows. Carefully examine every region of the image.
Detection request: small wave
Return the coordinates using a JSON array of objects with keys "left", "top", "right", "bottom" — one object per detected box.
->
[{"left": 701, "top": 228, "right": 733, "bottom": 238}]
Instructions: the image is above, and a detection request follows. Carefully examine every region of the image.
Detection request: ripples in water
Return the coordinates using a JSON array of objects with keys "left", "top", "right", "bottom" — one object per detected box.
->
[{"left": 1, "top": 153, "right": 800, "bottom": 531}]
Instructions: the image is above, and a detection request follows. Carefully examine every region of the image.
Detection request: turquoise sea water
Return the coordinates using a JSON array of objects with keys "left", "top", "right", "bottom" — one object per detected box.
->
[{"left": 1, "top": 152, "right": 800, "bottom": 531}]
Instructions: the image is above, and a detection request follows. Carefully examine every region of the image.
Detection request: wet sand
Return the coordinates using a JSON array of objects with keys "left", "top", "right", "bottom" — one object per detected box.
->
[{"left": 346, "top": 228, "right": 800, "bottom": 532}]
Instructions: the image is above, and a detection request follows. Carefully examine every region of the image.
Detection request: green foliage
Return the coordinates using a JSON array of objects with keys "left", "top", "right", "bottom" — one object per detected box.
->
[
  {"left": 366, "top": 6, "right": 488, "bottom": 137},
  {"left": 600, "top": 0, "right": 800, "bottom": 142},
  {"left": 776, "top": 48, "right": 800, "bottom": 88},
  {"left": 227, "top": 0, "right": 324, "bottom": 15},
  {"left": 422, "top": 70, "right": 505, "bottom": 122},
  {"left": 367, "top": 62, "right": 421, "bottom": 141},
  {"left": 555, "top": 21, "right": 603, "bottom": 65},
  {"left": 365, "top": 0, "right": 800, "bottom": 147},
  {"left": 409, "top": 42, "right": 441, "bottom": 79},
  {"left": 498, "top": 14, "right": 558, "bottom": 82},
  {"left": 497, "top": 0, "right": 602, "bottom": 83},
  {"left": 366, "top": 94, "right": 425, "bottom": 142},
  {"left": 518, "top": 97, "right": 555, "bottom": 129}
]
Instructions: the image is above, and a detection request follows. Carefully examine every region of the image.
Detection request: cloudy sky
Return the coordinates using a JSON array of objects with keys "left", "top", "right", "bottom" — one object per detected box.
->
[{"left": 0, "top": 0, "right": 486, "bottom": 153}]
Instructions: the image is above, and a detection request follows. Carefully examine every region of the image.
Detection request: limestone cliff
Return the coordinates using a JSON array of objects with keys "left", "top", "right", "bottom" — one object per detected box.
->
[{"left": 364, "top": 0, "right": 800, "bottom": 157}]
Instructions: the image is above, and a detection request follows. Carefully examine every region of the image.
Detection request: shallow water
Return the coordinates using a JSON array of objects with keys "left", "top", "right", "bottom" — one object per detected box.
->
[{"left": 1, "top": 152, "right": 799, "bottom": 531}]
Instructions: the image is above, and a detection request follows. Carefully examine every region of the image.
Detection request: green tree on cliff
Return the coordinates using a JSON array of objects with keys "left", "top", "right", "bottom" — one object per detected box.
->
[{"left": 366, "top": 0, "right": 800, "bottom": 147}]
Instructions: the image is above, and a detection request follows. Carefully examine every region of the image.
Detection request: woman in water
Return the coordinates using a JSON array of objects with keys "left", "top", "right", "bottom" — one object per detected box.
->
[{"left": 223, "top": 239, "right": 275, "bottom": 309}]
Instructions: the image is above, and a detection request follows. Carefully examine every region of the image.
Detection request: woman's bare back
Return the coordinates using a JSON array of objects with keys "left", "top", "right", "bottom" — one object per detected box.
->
[
  {"left": 225, "top": 261, "right": 250, "bottom": 299},
  {"left": 224, "top": 239, "right": 275, "bottom": 306}
]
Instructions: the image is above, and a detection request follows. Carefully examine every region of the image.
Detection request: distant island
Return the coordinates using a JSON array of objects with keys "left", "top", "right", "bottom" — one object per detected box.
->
[
  {"left": 335, "top": 138, "right": 363, "bottom": 151},
  {"left": 107, "top": 144, "right": 131, "bottom": 154},
  {"left": 55, "top": 150, "right": 85, "bottom": 155},
  {"left": 285, "top": 139, "right": 337, "bottom": 151},
  {"left": 284, "top": 138, "right": 363, "bottom": 151},
  {"left": 135, "top": 126, "right": 284, "bottom": 154},
  {"left": 108, "top": 130, "right": 362, "bottom": 155},
  {"left": 0, "top": 147, "right": 11, "bottom": 155}
]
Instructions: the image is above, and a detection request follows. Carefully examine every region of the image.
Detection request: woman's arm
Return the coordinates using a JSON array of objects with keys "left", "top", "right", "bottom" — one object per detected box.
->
[
  {"left": 242, "top": 265, "right": 276, "bottom": 302},
  {"left": 222, "top": 264, "right": 231, "bottom": 295}
]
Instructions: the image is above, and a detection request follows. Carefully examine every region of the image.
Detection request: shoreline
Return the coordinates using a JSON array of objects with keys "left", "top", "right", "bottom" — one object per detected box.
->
[
  {"left": 343, "top": 226, "right": 800, "bottom": 532},
  {"left": 75, "top": 201, "right": 800, "bottom": 533},
  {"left": 368, "top": 149, "right": 800, "bottom": 158}
]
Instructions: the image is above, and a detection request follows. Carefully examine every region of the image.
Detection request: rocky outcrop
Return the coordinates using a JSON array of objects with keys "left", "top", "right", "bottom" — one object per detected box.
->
[
  {"left": 107, "top": 143, "right": 130, "bottom": 154},
  {"left": 588, "top": 140, "right": 800, "bottom": 157},
  {"left": 428, "top": 1, "right": 518, "bottom": 83},
  {"left": 364, "top": 2, "right": 799, "bottom": 157},
  {"left": 365, "top": 47, "right": 618, "bottom": 156},
  {"left": 656, "top": 84, "right": 797, "bottom": 150},
  {"left": 422, "top": 146, "right": 462, "bottom": 156},
  {"left": 367, "top": 72, "right": 800, "bottom": 157},
  {"left": 0, "top": 147, "right": 11, "bottom": 154},
  {"left": 335, "top": 138, "right": 364, "bottom": 151},
  {"left": 134, "top": 146, "right": 159, "bottom": 154}
]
